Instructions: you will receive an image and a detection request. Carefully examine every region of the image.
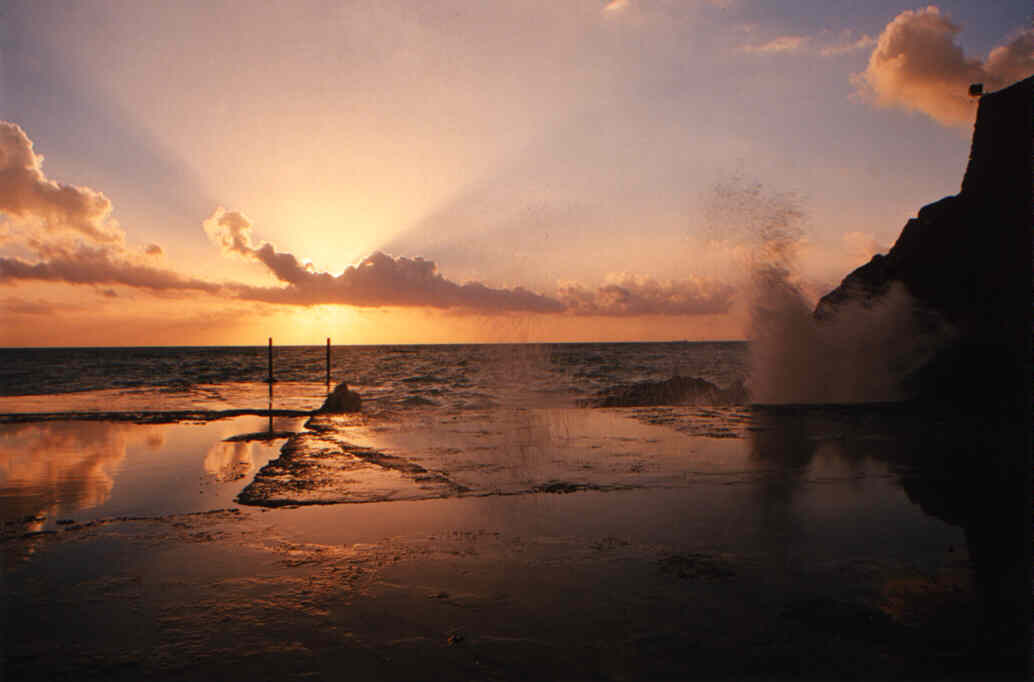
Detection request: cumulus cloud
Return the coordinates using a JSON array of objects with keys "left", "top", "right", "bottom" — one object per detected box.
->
[
  {"left": 855, "top": 7, "right": 1034, "bottom": 127},
  {"left": 203, "top": 207, "right": 256, "bottom": 257},
  {"left": 985, "top": 28, "right": 1034, "bottom": 85},
  {"left": 205, "top": 207, "right": 565, "bottom": 312},
  {"left": 234, "top": 251, "right": 567, "bottom": 312},
  {"left": 0, "top": 122, "right": 223, "bottom": 295},
  {"left": 0, "top": 122, "right": 122, "bottom": 243},
  {"left": 558, "top": 274, "right": 735, "bottom": 316}
]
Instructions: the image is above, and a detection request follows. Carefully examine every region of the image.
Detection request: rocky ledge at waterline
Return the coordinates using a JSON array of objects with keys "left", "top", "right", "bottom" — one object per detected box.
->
[
  {"left": 815, "top": 76, "right": 1032, "bottom": 411},
  {"left": 579, "top": 375, "right": 749, "bottom": 407}
]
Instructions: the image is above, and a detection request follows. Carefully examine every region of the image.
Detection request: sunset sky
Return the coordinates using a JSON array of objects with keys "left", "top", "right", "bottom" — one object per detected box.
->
[{"left": 1, "top": 1, "right": 1031, "bottom": 346}]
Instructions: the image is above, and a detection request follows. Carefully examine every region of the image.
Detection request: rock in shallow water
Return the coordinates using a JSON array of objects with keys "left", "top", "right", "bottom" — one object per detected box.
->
[{"left": 318, "top": 382, "right": 362, "bottom": 413}]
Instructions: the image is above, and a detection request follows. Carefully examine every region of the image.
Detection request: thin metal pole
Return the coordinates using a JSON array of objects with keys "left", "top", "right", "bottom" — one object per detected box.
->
[
  {"left": 267, "top": 337, "right": 274, "bottom": 431},
  {"left": 326, "top": 338, "right": 331, "bottom": 388}
]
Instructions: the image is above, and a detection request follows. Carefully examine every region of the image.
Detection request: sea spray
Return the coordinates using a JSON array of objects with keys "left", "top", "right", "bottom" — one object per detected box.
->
[
  {"left": 707, "top": 175, "right": 951, "bottom": 404},
  {"left": 750, "top": 276, "right": 949, "bottom": 403}
]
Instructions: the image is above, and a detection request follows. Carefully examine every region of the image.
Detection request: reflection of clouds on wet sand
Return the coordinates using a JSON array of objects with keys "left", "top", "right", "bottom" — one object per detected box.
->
[
  {"left": 203, "top": 440, "right": 255, "bottom": 482},
  {"left": 0, "top": 421, "right": 138, "bottom": 522}
]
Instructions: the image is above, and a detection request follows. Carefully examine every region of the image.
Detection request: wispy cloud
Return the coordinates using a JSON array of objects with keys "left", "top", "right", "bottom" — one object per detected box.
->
[
  {"left": 741, "top": 35, "right": 807, "bottom": 55},
  {"left": 819, "top": 33, "right": 876, "bottom": 57},
  {"left": 602, "top": 0, "right": 629, "bottom": 14},
  {"left": 741, "top": 30, "right": 874, "bottom": 57},
  {"left": 0, "top": 296, "right": 74, "bottom": 315},
  {"left": 854, "top": 7, "right": 1034, "bottom": 127}
]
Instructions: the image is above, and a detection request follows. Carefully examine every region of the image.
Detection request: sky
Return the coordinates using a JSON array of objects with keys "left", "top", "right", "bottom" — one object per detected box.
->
[{"left": 1, "top": 1, "right": 1031, "bottom": 346}]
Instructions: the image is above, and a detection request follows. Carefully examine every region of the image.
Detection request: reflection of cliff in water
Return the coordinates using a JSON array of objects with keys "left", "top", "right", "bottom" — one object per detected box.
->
[{"left": 747, "top": 406, "right": 1028, "bottom": 677}]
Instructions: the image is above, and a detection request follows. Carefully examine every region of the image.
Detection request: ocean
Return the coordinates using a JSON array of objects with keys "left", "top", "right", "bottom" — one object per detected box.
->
[{"left": 0, "top": 341, "right": 749, "bottom": 414}]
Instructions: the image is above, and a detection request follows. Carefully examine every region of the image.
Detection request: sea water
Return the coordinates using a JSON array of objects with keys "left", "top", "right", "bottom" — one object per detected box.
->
[{"left": 0, "top": 342, "right": 748, "bottom": 411}]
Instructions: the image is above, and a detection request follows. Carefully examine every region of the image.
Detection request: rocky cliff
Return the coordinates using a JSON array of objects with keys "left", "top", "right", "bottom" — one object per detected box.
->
[{"left": 815, "top": 76, "right": 1032, "bottom": 410}]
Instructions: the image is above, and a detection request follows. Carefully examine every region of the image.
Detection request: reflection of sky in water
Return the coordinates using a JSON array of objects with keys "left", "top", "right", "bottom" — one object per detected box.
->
[
  {"left": 205, "top": 440, "right": 258, "bottom": 482},
  {"left": 0, "top": 421, "right": 138, "bottom": 523},
  {"left": 0, "top": 416, "right": 299, "bottom": 527},
  {"left": 0, "top": 406, "right": 985, "bottom": 573}
]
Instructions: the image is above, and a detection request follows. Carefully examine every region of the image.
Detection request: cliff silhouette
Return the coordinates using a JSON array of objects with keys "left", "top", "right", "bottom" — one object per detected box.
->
[{"left": 815, "top": 75, "right": 1032, "bottom": 411}]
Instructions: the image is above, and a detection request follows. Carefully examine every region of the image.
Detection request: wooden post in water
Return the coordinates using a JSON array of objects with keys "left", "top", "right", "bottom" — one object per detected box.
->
[
  {"left": 326, "top": 338, "right": 331, "bottom": 389},
  {"left": 267, "top": 337, "right": 274, "bottom": 431},
  {"left": 267, "top": 380, "right": 273, "bottom": 433}
]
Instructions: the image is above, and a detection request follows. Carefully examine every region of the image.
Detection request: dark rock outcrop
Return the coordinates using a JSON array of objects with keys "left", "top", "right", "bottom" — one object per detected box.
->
[
  {"left": 815, "top": 76, "right": 1032, "bottom": 410},
  {"left": 317, "top": 381, "right": 362, "bottom": 413},
  {"left": 581, "top": 375, "right": 748, "bottom": 407}
]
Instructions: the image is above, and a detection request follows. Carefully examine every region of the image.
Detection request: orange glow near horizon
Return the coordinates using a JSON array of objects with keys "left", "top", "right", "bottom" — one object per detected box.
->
[{"left": 0, "top": 286, "right": 746, "bottom": 347}]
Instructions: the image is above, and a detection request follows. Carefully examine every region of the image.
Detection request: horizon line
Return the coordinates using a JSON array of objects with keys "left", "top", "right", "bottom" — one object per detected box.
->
[{"left": 0, "top": 339, "right": 748, "bottom": 350}]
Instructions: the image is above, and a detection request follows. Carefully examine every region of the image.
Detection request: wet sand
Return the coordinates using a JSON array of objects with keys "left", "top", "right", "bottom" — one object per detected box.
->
[{"left": 2, "top": 406, "right": 1028, "bottom": 680}]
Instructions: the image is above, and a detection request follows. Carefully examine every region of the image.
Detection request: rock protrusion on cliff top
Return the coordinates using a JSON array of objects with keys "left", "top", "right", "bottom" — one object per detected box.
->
[{"left": 815, "top": 75, "right": 1032, "bottom": 410}]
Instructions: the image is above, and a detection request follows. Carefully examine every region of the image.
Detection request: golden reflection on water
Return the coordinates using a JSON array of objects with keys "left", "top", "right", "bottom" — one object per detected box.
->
[
  {"left": 0, "top": 416, "right": 293, "bottom": 527},
  {"left": 203, "top": 440, "right": 256, "bottom": 483},
  {"left": 0, "top": 421, "right": 138, "bottom": 521}
]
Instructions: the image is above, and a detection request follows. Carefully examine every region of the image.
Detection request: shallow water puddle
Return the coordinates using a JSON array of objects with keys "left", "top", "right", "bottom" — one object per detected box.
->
[{"left": 0, "top": 416, "right": 302, "bottom": 528}]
